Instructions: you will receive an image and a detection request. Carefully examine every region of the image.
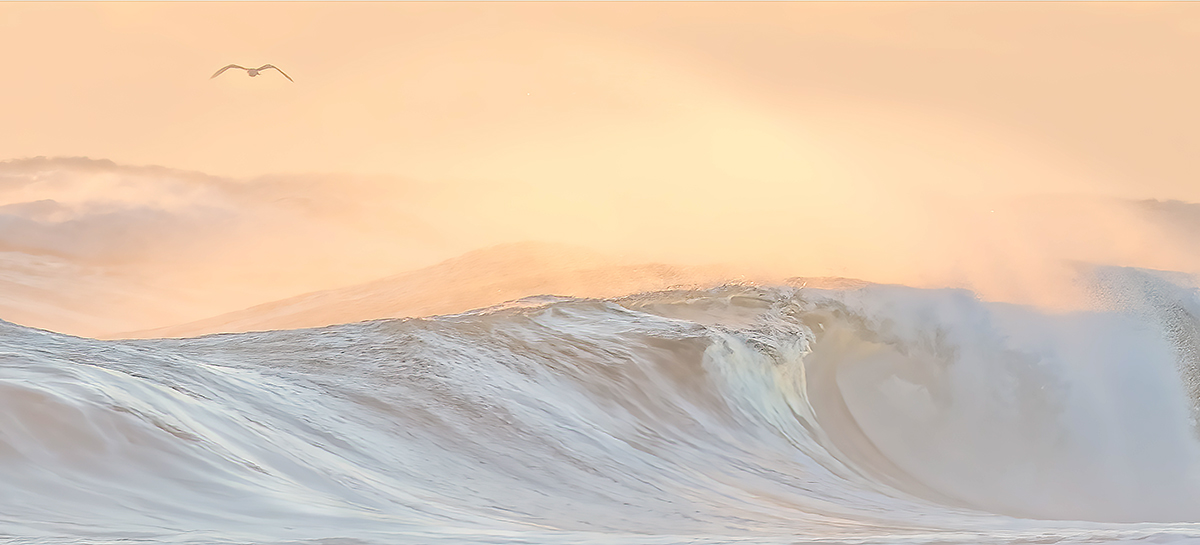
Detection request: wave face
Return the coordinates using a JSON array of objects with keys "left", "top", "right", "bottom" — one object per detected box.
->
[{"left": 5, "top": 279, "right": 1200, "bottom": 544}]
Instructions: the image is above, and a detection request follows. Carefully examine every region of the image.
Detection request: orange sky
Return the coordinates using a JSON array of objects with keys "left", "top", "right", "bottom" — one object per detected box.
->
[
  {"left": 1, "top": 2, "right": 1196, "bottom": 196},
  {"left": 2, "top": 2, "right": 1200, "bottom": 333}
]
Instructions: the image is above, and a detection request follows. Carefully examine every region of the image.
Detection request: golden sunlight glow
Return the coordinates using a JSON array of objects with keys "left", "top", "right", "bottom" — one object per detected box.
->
[{"left": 1, "top": 2, "right": 1199, "bottom": 336}]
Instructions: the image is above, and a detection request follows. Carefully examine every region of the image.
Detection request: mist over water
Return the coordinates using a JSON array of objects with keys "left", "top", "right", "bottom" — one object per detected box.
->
[
  {"left": 5, "top": 3, "right": 1200, "bottom": 542},
  {"left": 4, "top": 134, "right": 1200, "bottom": 542},
  {"left": 5, "top": 156, "right": 1200, "bottom": 542},
  {"left": 7, "top": 156, "right": 1200, "bottom": 338}
]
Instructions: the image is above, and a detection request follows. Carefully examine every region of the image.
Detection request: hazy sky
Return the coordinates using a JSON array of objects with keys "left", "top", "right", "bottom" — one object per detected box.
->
[
  {"left": 2, "top": 2, "right": 1197, "bottom": 197},
  {"left": 3, "top": 2, "right": 1200, "bottom": 335}
]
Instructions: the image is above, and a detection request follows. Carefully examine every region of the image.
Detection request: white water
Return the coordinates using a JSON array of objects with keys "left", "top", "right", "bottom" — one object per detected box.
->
[{"left": 3, "top": 270, "right": 1200, "bottom": 543}]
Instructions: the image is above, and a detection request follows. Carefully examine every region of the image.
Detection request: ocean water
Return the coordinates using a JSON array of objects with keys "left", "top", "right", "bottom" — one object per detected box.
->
[{"left": 3, "top": 273, "right": 1200, "bottom": 544}]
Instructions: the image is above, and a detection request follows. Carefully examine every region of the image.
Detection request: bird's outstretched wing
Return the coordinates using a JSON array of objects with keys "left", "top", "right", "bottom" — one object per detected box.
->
[
  {"left": 210, "top": 64, "right": 248, "bottom": 79},
  {"left": 258, "top": 64, "right": 294, "bottom": 82}
]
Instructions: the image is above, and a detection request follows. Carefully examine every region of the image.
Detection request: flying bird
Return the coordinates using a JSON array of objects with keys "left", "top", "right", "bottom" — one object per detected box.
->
[{"left": 210, "top": 64, "right": 294, "bottom": 82}]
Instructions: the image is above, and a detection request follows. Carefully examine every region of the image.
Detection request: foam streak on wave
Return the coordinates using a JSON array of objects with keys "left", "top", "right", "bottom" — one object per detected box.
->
[{"left": 2, "top": 281, "right": 1200, "bottom": 543}]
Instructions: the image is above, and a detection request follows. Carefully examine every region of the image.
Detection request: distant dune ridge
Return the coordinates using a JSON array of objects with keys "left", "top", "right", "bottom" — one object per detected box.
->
[{"left": 114, "top": 242, "right": 777, "bottom": 339}]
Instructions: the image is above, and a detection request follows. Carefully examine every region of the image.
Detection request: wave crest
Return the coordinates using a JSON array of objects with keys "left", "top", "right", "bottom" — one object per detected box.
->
[{"left": 4, "top": 280, "right": 1200, "bottom": 541}]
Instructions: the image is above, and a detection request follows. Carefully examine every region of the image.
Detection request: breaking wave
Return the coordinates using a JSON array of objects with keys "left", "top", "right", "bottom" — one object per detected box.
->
[{"left": 4, "top": 274, "right": 1200, "bottom": 543}]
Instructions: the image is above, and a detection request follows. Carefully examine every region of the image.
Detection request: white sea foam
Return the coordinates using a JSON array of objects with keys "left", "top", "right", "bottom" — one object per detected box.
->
[{"left": 3, "top": 277, "right": 1200, "bottom": 543}]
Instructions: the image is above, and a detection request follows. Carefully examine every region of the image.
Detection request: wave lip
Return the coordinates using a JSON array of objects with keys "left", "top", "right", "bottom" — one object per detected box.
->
[{"left": 3, "top": 282, "right": 1200, "bottom": 542}]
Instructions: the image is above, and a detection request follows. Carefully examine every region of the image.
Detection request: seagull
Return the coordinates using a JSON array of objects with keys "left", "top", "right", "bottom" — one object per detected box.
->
[{"left": 210, "top": 64, "right": 294, "bottom": 82}]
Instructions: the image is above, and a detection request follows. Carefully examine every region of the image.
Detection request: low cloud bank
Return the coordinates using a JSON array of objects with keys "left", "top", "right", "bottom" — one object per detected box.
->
[{"left": 4, "top": 157, "right": 1200, "bottom": 337}]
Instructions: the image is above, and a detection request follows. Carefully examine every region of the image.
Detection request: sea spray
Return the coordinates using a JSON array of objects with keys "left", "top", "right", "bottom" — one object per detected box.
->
[{"left": 3, "top": 282, "right": 1200, "bottom": 543}]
